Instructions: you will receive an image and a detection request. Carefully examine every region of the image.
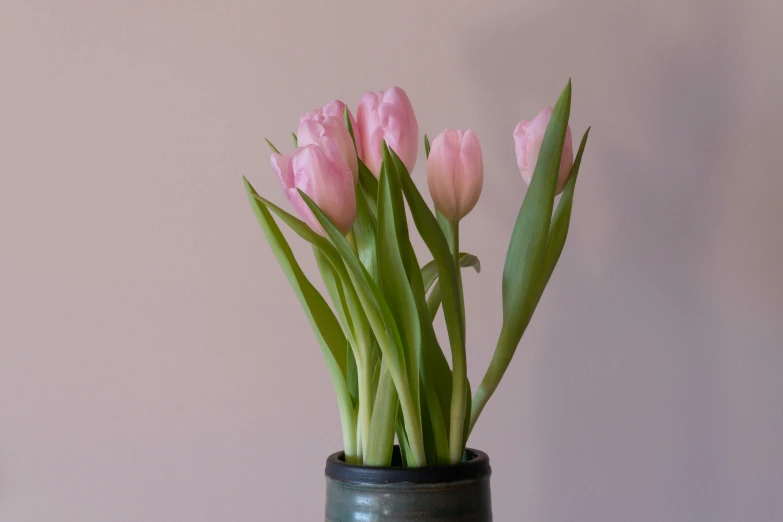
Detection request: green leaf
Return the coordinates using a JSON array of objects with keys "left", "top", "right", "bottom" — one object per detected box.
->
[
  {"left": 353, "top": 187, "right": 379, "bottom": 282},
  {"left": 243, "top": 177, "right": 357, "bottom": 460},
  {"left": 314, "top": 247, "right": 355, "bottom": 345},
  {"left": 424, "top": 134, "right": 431, "bottom": 158},
  {"left": 343, "top": 106, "right": 357, "bottom": 152},
  {"left": 358, "top": 159, "right": 379, "bottom": 215},
  {"left": 422, "top": 253, "right": 481, "bottom": 293},
  {"left": 314, "top": 248, "right": 359, "bottom": 410},
  {"left": 437, "top": 211, "right": 452, "bottom": 249},
  {"left": 427, "top": 282, "right": 442, "bottom": 321},
  {"left": 396, "top": 407, "right": 414, "bottom": 467},
  {"left": 378, "top": 143, "right": 421, "bottom": 423},
  {"left": 500, "top": 79, "right": 571, "bottom": 336},
  {"left": 365, "top": 368, "right": 397, "bottom": 466},
  {"left": 265, "top": 138, "right": 281, "bottom": 154},
  {"left": 291, "top": 132, "right": 298, "bottom": 149},
  {"left": 346, "top": 340, "right": 359, "bottom": 409},
  {"left": 299, "top": 189, "right": 427, "bottom": 466},
  {"left": 252, "top": 195, "right": 332, "bottom": 251},
  {"left": 470, "top": 80, "right": 580, "bottom": 434},
  {"left": 462, "top": 377, "right": 472, "bottom": 454},
  {"left": 254, "top": 194, "right": 373, "bottom": 361},
  {"left": 255, "top": 192, "right": 376, "bottom": 455},
  {"left": 538, "top": 127, "right": 590, "bottom": 296},
  {"left": 409, "top": 248, "right": 451, "bottom": 464},
  {"left": 391, "top": 149, "right": 468, "bottom": 464}
]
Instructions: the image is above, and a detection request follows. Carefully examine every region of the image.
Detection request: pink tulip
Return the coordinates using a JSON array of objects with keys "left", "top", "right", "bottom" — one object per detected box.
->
[
  {"left": 427, "top": 129, "right": 483, "bottom": 221},
  {"left": 298, "top": 100, "right": 360, "bottom": 182},
  {"left": 513, "top": 107, "right": 574, "bottom": 194},
  {"left": 271, "top": 144, "right": 356, "bottom": 235},
  {"left": 356, "top": 87, "right": 418, "bottom": 176}
]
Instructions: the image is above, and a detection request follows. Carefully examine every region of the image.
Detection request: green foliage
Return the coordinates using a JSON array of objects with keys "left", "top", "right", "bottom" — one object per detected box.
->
[{"left": 244, "top": 80, "right": 588, "bottom": 467}]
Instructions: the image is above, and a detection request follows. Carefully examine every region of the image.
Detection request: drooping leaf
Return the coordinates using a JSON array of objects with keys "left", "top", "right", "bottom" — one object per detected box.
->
[
  {"left": 257, "top": 193, "right": 375, "bottom": 452},
  {"left": 243, "top": 177, "right": 357, "bottom": 459},
  {"left": 300, "top": 189, "right": 426, "bottom": 467},
  {"left": 314, "top": 246, "right": 355, "bottom": 345},
  {"left": 421, "top": 253, "right": 481, "bottom": 293},
  {"left": 314, "top": 248, "right": 358, "bottom": 409}
]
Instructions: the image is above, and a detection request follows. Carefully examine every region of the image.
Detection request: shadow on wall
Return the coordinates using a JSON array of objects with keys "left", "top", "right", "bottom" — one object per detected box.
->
[{"left": 455, "top": 1, "right": 782, "bottom": 521}]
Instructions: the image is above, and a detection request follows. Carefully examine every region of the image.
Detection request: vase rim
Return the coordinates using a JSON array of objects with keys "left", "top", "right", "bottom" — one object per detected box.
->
[{"left": 325, "top": 446, "right": 491, "bottom": 485}]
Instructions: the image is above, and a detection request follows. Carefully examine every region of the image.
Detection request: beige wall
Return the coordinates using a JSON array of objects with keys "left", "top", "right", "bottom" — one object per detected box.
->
[{"left": 2, "top": 1, "right": 782, "bottom": 520}]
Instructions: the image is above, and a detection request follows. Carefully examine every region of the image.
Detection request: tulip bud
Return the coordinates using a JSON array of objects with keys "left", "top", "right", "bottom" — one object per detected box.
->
[
  {"left": 427, "top": 129, "right": 483, "bottom": 221},
  {"left": 271, "top": 144, "right": 356, "bottom": 235},
  {"left": 298, "top": 100, "right": 359, "bottom": 182},
  {"left": 356, "top": 87, "right": 418, "bottom": 176},
  {"left": 513, "top": 107, "right": 574, "bottom": 194}
]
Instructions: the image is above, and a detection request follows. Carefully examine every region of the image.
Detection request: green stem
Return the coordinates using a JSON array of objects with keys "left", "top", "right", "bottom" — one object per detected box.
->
[
  {"left": 396, "top": 375, "right": 427, "bottom": 466},
  {"left": 364, "top": 368, "right": 398, "bottom": 466},
  {"left": 357, "top": 361, "right": 373, "bottom": 458},
  {"left": 340, "top": 397, "right": 360, "bottom": 464},
  {"left": 448, "top": 220, "right": 468, "bottom": 464},
  {"left": 346, "top": 230, "right": 357, "bottom": 252},
  {"left": 469, "top": 323, "right": 514, "bottom": 436},
  {"left": 342, "top": 267, "right": 426, "bottom": 466}
]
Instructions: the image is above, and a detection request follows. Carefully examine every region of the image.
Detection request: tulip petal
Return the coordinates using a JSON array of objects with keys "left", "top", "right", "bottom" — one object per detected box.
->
[{"left": 456, "top": 130, "right": 483, "bottom": 218}]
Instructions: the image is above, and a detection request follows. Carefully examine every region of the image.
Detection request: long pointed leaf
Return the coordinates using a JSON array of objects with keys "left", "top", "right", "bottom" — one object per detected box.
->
[
  {"left": 299, "top": 190, "right": 427, "bottom": 466},
  {"left": 391, "top": 149, "right": 468, "bottom": 464},
  {"left": 365, "top": 368, "right": 397, "bottom": 466},
  {"left": 243, "top": 177, "right": 357, "bottom": 459},
  {"left": 409, "top": 247, "right": 451, "bottom": 464},
  {"left": 358, "top": 159, "right": 378, "bottom": 216},
  {"left": 538, "top": 127, "right": 590, "bottom": 295},
  {"left": 378, "top": 143, "right": 422, "bottom": 434},
  {"left": 470, "top": 80, "right": 579, "bottom": 433},
  {"left": 353, "top": 187, "right": 379, "bottom": 282}
]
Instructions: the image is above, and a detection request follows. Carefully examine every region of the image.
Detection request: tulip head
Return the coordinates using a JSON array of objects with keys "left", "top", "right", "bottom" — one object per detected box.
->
[
  {"left": 271, "top": 144, "right": 356, "bottom": 235},
  {"left": 426, "top": 129, "right": 483, "bottom": 222},
  {"left": 513, "top": 107, "right": 574, "bottom": 194},
  {"left": 298, "top": 100, "right": 359, "bottom": 183},
  {"left": 356, "top": 87, "right": 418, "bottom": 176}
]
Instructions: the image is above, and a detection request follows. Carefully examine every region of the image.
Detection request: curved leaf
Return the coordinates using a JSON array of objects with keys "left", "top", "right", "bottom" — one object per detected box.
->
[
  {"left": 299, "top": 189, "right": 427, "bottom": 467},
  {"left": 243, "top": 177, "right": 357, "bottom": 460},
  {"left": 391, "top": 149, "right": 468, "bottom": 464},
  {"left": 422, "top": 253, "right": 481, "bottom": 293}
]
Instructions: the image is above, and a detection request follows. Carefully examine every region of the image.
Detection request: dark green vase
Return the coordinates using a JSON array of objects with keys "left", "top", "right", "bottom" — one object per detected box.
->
[{"left": 324, "top": 446, "right": 492, "bottom": 521}]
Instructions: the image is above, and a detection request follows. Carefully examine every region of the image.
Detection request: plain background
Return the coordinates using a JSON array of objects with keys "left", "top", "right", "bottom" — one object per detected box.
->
[{"left": 2, "top": 1, "right": 782, "bottom": 520}]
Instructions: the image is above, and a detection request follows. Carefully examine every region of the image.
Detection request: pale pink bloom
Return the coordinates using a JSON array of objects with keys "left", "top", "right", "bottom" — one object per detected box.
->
[
  {"left": 513, "top": 107, "right": 574, "bottom": 194},
  {"left": 427, "top": 129, "right": 483, "bottom": 221},
  {"left": 271, "top": 144, "right": 356, "bottom": 235},
  {"left": 356, "top": 87, "right": 418, "bottom": 176},
  {"left": 298, "top": 100, "right": 359, "bottom": 182}
]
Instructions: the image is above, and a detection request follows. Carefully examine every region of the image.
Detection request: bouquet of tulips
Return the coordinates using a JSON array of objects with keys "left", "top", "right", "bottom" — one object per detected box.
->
[{"left": 244, "top": 80, "right": 589, "bottom": 467}]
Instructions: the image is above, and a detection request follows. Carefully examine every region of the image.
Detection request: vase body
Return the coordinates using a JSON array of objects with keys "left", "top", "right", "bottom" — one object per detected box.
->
[{"left": 324, "top": 446, "right": 492, "bottom": 521}]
